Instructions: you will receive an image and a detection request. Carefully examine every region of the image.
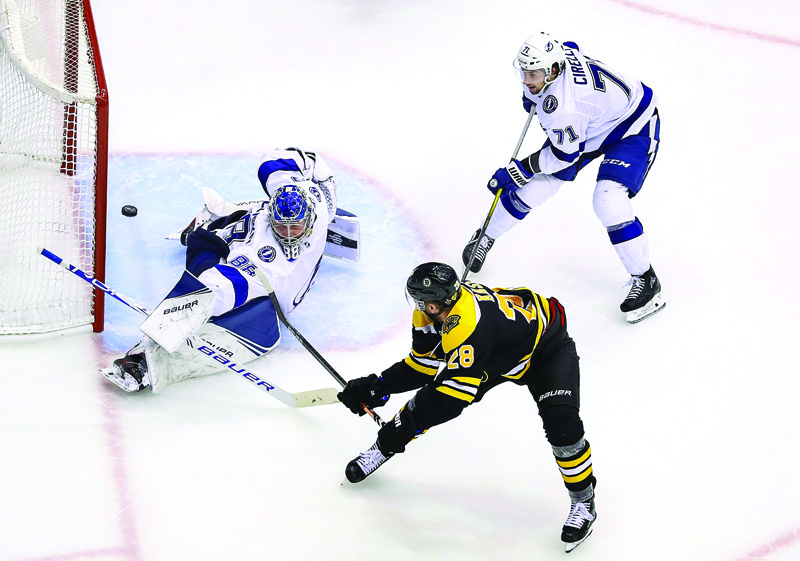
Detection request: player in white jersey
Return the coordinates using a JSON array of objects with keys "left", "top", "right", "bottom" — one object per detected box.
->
[
  {"left": 462, "top": 32, "right": 665, "bottom": 323},
  {"left": 100, "top": 148, "right": 339, "bottom": 393}
]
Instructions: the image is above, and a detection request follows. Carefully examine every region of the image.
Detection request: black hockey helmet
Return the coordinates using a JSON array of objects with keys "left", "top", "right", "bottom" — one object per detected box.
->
[{"left": 406, "top": 262, "right": 461, "bottom": 309}]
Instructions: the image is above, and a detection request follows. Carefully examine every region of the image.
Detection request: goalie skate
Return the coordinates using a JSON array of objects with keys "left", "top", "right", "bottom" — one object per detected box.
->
[{"left": 99, "top": 354, "right": 150, "bottom": 392}]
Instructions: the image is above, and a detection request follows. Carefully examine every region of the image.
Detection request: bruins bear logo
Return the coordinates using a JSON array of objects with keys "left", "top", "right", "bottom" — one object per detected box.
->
[{"left": 442, "top": 314, "right": 461, "bottom": 334}]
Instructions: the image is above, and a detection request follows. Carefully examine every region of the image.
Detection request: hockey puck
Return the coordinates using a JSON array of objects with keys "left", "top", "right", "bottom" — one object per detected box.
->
[{"left": 121, "top": 205, "right": 138, "bottom": 217}]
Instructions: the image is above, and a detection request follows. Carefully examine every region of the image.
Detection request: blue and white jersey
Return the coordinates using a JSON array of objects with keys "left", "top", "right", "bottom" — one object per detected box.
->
[
  {"left": 199, "top": 179, "right": 331, "bottom": 317},
  {"left": 522, "top": 44, "right": 658, "bottom": 175},
  {"left": 257, "top": 148, "right": 337, "bottom": 217}
]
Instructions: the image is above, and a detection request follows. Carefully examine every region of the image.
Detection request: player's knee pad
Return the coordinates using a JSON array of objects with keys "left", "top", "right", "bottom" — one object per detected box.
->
[
  {"left": 517, "top": 173, "right": 564, "bottom": 208},
  {"left": 592, "top": 180, "right": 634, "bottom": 227},
  {"left": 540, "top": 403, "right": 585, "bottom": 448}
]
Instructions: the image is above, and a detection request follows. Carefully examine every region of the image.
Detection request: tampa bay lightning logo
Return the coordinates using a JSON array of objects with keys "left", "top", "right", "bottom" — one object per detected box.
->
[
  {"left": 309, "top": 185, "right": 322, "bottom": 202},
  {"left": 257, "top": 246, "right": 277, "bottom": 262},
  {"left": 545, "top": 41, "right": 554, "bottom": 52},
  {"left": 543, "top": 95, "right": 558, "bottom": 114}
]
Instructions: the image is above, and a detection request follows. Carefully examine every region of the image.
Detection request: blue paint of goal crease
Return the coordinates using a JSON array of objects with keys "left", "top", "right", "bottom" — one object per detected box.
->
[{"left": 103, "top": 153, "right": 426, "bottom": 354}]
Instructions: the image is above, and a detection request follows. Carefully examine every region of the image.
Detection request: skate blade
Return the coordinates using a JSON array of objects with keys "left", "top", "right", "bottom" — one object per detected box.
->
[
  {"left": 99, "top": 367, "right": 141, "bottom": 393},
  {"left": 564, "top": 527, "right": 593, "bottom": 553},
  {"left": 625, "top": 293, "right": 666, "bottom": 324}
]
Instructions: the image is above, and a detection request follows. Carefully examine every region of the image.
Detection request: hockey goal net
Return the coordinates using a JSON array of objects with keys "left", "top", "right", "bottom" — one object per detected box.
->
[{"left": 0, "top": 0, "right": 107, "bottom": 334}]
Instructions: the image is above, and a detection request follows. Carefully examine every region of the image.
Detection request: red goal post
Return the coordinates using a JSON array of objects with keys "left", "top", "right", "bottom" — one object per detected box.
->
[{"left": 0, "top": 0, "right": 108, "bottom": 334}]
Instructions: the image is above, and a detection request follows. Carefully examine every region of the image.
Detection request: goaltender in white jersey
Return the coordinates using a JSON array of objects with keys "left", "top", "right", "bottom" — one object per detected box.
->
[{"left": 101, "top": 148, "right": 359, "bottom": 393}]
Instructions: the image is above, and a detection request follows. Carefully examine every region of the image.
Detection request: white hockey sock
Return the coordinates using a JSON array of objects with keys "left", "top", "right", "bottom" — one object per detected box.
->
[
  {"left": 485, "top": 201, "right": 523, "bottom": 239},
  {"left": 612, "top": 232, "right": 650, "bottom": 276}
]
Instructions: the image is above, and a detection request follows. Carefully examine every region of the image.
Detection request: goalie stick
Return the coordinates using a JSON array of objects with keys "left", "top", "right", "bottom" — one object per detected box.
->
[
  {"left": 462, "top": 109, "right": 537, "bottom": 282},
  {"left": 253, "top": 268, "right": 385, "bottom": 427},
  {"left": 37, "top": 247, "right": 339, "bottom": 408}
]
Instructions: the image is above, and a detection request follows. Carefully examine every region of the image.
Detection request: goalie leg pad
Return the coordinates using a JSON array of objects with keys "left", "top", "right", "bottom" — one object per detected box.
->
[
  {"left": 139, "top": 271, "right": 216, "bottom": 353},
  {"left": 146, "top": 297, "right": 281, "bottom": 392}
]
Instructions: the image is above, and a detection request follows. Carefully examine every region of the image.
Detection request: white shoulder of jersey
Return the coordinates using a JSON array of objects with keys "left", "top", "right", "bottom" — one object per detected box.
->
[
  {"left": 261, "top": 149, "right": 335, "bottom": 197},
  {"left": 525, "top": 47, "right": 655, "bottom": 174}
]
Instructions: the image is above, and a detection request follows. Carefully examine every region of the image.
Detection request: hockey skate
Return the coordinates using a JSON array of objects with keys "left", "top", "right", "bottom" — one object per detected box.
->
[
  {"left": 345, "top": 441, "right": 394, "bottom": 483},
  {"left": 461, "top": 229, "right": 495, "bottom": 273},
  {"left": 620, "top": 266, "right": 665, "bottom": 324},
  {"left": 99, "top": 353, "right": 151, "bottom": 392},
  {"left": 562, "top": 496, "right": 596, "bottom": 553}
]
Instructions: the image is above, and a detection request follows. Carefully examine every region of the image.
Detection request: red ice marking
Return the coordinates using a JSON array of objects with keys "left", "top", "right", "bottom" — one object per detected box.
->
[
  {"left": 18, "top": 545, "right": 138, "bottom": 561},
  {"left": 607, "top": 0, "right": 800, "bottom": 47},
  {"left": 16, "top": 341, "right": 143, "bottom": 561},
  {"left": 732, "top": 528, "right": 800, "bottom": 560},
  {"left": 91, "top": 339, "right": 144, "bottom": 561}
]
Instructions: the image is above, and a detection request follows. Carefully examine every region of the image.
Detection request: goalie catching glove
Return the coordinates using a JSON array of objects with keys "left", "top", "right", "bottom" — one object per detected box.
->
[{"left": 337, "top": 374, "right": 389, "bottom": 415}]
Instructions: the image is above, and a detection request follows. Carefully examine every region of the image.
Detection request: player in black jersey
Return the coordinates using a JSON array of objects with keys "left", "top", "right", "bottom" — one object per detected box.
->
[{"left": 338, "top": 262, "right": 597, "bottom": 552}]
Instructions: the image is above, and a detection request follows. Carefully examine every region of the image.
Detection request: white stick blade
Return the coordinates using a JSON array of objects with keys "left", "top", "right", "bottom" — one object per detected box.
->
[{"left": 292, "top": 387, "right": 340, "bottom": 408}]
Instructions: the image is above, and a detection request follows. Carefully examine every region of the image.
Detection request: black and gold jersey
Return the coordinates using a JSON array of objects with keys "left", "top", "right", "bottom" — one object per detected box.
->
[{"left": 380, "top": 281, "right": 565, "bottom": 430}]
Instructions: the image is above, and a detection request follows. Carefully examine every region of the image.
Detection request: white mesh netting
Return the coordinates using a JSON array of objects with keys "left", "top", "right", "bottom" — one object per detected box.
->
[{"left": 0, "top": 0, "right": 104, "bottom": 334}]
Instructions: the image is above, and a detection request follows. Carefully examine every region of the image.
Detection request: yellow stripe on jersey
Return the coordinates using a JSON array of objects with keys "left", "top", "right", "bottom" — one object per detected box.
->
[
  {"left": 528, "top": 294, "right": 545, "bottom": 348},
  {"left": 501, "top": 350, "right": 532, "bottom": 380},
  {"left": 502, "top": 357, "right": 532, "bottom": 380},
  {"left": 451, "top": 376, "right": 481, "bottom": 387},
  {"left": 436, "top": 385, "right": 476, "bottom": 403},
  {"left": 411, "top": 310, "right": 437, "bottom": 332},
  {"left": 440, "top": 288, "right": 480, "bottom": 354},
  {"left": 404, "top": 355, "right": 438, "bottom": 376},
  {"left": 535, "top": 292, "right": 551, "bottom": 325}
]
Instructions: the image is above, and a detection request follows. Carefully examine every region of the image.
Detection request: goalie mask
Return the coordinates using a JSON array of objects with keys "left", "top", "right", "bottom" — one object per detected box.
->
[
  {"left": 268, "top": 184, "right": 316, "bottom": 261},
  {"left": 514, "top": 32, "right": 565, "bottom": 88},
  {"left": 405, "top": 262, "right": 461, "bottom": 312}
]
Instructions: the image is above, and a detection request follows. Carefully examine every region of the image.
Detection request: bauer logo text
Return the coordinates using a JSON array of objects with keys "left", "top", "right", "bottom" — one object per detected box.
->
[
  {"left": 163, "top": 300, "right": 198, "bottom": 314},
  {"left": 196, "top": 345, "right": 275, "bottom": 391},
  {"left": 538, "top": 389, "right": 572, "bottom": 402}
]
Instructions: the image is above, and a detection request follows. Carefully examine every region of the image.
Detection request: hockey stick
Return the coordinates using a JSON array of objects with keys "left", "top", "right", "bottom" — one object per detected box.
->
[
  {"left": 37, "top": 247, "right": 339, "bottom": 408},
  {"left": 253, "top": 268, "right": 386, "bottom": 427},
  {"left": 461, "top": 109, "right": 537, "bottom": 283}
]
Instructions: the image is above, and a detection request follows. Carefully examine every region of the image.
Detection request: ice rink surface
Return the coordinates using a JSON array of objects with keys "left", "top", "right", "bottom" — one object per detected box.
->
[{"left": 3, "top": 0, "right": 800, "bottom": 559}]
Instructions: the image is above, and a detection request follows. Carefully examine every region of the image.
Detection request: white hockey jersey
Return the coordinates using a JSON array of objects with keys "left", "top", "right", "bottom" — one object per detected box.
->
[
  {"left": 522, "top": 44, "right": 658, "bottom": 175},
  {"left": 201, "top": 180, "right": 332, "bottom": 317}
]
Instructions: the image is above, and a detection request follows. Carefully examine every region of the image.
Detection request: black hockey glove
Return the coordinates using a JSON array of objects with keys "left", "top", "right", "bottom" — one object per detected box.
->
[{"left": 338, "top": 374, "right": 389, "bottom": 416}]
